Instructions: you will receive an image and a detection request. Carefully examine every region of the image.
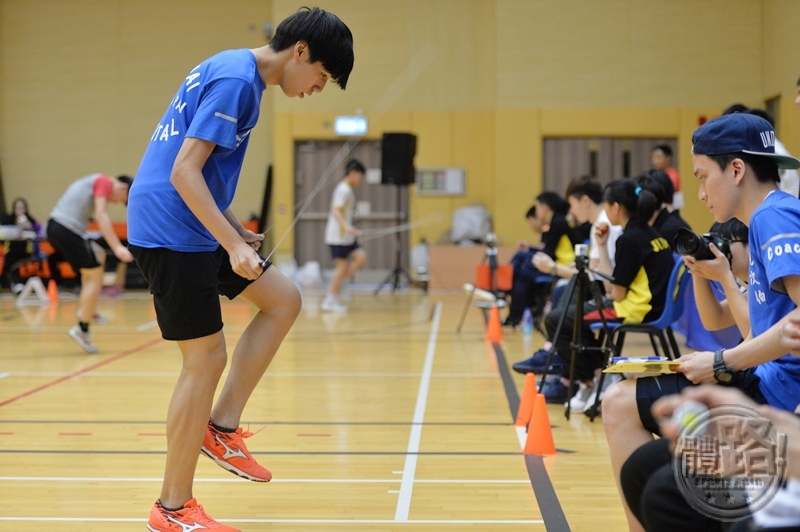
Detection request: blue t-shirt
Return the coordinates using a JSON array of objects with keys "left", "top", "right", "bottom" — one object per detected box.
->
[
  {"left": 749, "top": 190, "right": 800, "bottom": 411},
  {"left": 128, "top": 49, "right": 266, "bottom": 251}
]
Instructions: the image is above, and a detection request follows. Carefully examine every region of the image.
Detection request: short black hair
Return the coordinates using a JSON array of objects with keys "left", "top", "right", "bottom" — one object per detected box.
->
[
  {"left": 116, "top": 175, "right": 133, "bottom": 186},
  {"left": 270, "top": 7, "right": 354, "bottom": 90},
  {"left": 565, "top": 175, "right": 603, "bottom": 204},
  {"left": 711, "top": 218, "right": 748, "bottom": 245},
  {"left": 652, "top": 144, "right": 673, "bottom": 158},
  {"left": 707, "top": 152, "right": 780, "bottom": 184},
  {"left": 745, "top": 108, "right": 775, "bottom": 127},
  {"left": 723, "top": 103, "right": 748, "bottom": 115},
  {"left": 536, "top": 191, "right": 569, "bottom": 216},
  {"left": 345, "top": 159, "right": 365, "bottom": 175},
  {"left": 525, "top": 206, "right": 537, "bottom": 219}
]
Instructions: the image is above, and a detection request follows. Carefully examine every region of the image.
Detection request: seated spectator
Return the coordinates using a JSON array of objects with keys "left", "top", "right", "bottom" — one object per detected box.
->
[
  {"left": 524, "top": 179, "right": 674, "bottom": 407},
  {"left": 685, "top": 218, "right": 750, "bottom": 339},
  {"left": 513, "top": 176, "right": 622, "bottom": 378},
  {"left": 746, "top": 107, "right": 800, "bottom": 197},
  {"left": 637, "top": 170, "right": 692, "bottom": 247},
  {"left": 505, "top": 191, "right": 578, "bottom": 327},
  {"left": 1, "top": 197, "right": 41, "bottom": 291}
]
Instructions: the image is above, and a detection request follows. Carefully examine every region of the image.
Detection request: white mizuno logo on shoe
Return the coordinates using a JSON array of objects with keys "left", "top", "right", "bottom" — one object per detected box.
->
[
  {"left": 166, "top": 516, "right": 207, "bottom": 531},
  {"left": 216, "top": 434, "right": 247, "bottom": 460}
]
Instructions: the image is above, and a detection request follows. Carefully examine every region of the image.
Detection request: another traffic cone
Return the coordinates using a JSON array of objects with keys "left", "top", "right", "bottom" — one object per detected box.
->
[
  {"left": 485, "top": 304, "right": 503, "bottom": 343},
  {"left": 515, "top": 373, "right": 537, "bottom": 427},
  {"left": 47, "top": 279, "right": 59, "bottom": 303},
  {"left": 523, "top": 393, "right": 557, "bottom": 455}
]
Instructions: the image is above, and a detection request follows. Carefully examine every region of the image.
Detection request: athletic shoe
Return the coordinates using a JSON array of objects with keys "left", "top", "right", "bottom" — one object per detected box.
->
[
  {"left": 583, "top": 373, "right": 623, "bottom": 415},
  {"left": 201, "top": 421, "right": 272, "bottom": 482},
  {"left": 511, "top": 348, "right": 565, "bottom": 374},
  {"left": 321, "top": 294, "right": 348, "bottom": 314},
  {"left": 541, "top": 377, "right": 578, "bottom": 404},
  {"left": 566, "top": 381, "right": 594, "bottom": 411},
  {"left": 68, "top": 325, "right": 98, "bottom": 354},
  {"left": 147, "top": 498, "right": 240, "bottom": 532}
]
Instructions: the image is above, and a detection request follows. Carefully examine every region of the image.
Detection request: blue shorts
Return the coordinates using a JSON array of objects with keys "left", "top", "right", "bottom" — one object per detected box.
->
[{"left": 329, "top": 242, "right": 360, "bottom": 259}]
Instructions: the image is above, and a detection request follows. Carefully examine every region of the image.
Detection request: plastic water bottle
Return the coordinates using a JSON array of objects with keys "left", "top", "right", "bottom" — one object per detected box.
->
[{"left": 522, "top": 308, "right": 533, "bottom": 335}]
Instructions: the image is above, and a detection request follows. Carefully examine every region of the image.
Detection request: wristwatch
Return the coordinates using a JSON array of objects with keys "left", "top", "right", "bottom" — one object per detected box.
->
[{"left": 713, "top": 349, "right": 735, "bottom": 384}]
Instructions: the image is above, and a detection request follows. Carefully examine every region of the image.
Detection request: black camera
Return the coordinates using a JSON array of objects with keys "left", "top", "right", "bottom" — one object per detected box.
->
[{"left": 673, "top": 228, "right": 731, "bottom": 262}]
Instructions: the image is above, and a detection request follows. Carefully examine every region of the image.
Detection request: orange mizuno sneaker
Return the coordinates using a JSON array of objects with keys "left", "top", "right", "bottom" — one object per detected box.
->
[
  {"left": 200, "top": 420, "right": 272, "bottom": 482},
  {"left": 147, "top": 498, "right": 240, "bottom": 532}
]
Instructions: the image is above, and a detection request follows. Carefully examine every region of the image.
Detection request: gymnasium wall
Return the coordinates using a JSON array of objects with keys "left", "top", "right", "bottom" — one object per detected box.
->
[{"left": 2, "top": 0, "right": 799, "bottom": 259}]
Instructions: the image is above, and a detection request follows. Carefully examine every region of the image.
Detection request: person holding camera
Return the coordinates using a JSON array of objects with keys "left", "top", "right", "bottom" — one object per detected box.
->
[
  {"left": 682, "top": 218, "right": 751, "bottom": 339},
  {"left": 602, "top": 113, "right": 800, "bottom": 532}
]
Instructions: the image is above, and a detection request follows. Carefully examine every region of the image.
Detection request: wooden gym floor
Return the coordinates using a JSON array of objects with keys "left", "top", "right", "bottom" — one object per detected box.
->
[{"left": 0, "top": 287, "right": 663, "bottom": 531}]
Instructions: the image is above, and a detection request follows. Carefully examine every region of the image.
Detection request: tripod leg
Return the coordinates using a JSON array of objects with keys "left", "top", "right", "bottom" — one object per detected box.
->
[
  {"left": 456, "top": 287, "right": 477, "bottom": 333},
  {"left": 585, "top": 278, "right": 617, "bottom": 422},
  {"left": 536, "top": 275, "right": 579, "bottom": 394}
]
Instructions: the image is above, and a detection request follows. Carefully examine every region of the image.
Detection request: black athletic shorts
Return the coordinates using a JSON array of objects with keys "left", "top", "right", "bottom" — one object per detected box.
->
[
  {"left": 329, "top": 241, "right": 360, "bottom": 259},
  {"left": 636, "top": 370, "right": 766, "bottom": 435},
  {"left": 129, "top": 244, "right": 272, "bottom": 341},
  {"left": 46, "top": 219, "right": 101, "bottom": 270}
]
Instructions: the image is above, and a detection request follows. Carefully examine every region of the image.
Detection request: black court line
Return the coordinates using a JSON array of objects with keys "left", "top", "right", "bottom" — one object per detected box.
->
[
  {"left": 0, "top": 449, "right": 522, "bottom": 456},
  {"left": 492, "top": 342, "right": 572, "bottom": 532}
]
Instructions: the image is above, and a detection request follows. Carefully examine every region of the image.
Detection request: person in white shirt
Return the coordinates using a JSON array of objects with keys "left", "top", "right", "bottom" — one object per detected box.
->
[{"left": 322, "top": 160, "right": 367, "bottom": 313}]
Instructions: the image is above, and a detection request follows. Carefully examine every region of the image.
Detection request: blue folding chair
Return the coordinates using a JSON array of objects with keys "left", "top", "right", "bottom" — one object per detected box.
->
[{"left": 590, "top": 254, "right": 690, "bottom": 360}]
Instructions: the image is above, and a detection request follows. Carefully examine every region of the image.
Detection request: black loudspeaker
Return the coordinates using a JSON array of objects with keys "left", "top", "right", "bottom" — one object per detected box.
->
[{"left": 381, "top": 133, "right": 417, "bottom": 185}]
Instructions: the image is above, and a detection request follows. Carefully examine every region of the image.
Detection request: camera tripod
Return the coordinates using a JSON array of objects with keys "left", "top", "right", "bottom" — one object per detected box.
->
[
  {"left": 536, "top": 254, "right": 616, "bottom": 421},
  {"left": 455, "top": 235, "right": 504, "bottom": 333}
]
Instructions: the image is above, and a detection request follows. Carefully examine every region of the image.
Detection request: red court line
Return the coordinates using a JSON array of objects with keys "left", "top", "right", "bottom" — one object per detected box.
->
[{"left": 0, "top": 337, "right": 163, "bottom": 408}]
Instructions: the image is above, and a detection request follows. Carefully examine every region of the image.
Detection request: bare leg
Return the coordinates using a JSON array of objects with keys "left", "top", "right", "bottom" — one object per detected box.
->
[
  {"left": 328, "top": 257, "right": 349, "bottom": 296},
  {"left": 211, "top": 267, "right": 301, "bottom": 429},
  {"left": 344, "top": 248, "right": 367, "bottom": 279},
  {"left": 77, "top": 244, "right": 106, "bottom": 323},
  {"left": 602, "top": 379, "right": 653, "bottom": 532},
  {"left": 159, "top": 331, "right": 228, "bottom": 508}
]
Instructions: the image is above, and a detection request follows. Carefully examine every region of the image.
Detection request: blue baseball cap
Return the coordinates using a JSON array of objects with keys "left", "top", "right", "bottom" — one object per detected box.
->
[{"left": 692, "top": 113, "right": 800, "bottom": 169}]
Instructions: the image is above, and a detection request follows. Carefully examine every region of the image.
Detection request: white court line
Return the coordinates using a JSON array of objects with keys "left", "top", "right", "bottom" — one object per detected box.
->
[
  {"left": 395, "top": 301, "right": 442, "bottom": 522},
  {"left": 0, "top": 476, "right": 528, "bottom": 484},
  {"left": 0, "top": 517, "right": 543, "bottom": 524},
  {"left": 1, "top": 371, "right": 497, "bottom": 378},
  {"left": 135, "top": 320, "right": 158, "bottom": 331}
]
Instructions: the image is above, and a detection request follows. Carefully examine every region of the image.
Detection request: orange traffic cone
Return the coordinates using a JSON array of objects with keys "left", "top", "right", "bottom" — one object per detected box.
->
[
  {"left": 515, "top": 373, "right": 538, "bottom": 427},
  {"left": 485, "top": 304, "right": 503, "bottom": 343},
  {"left": 523, "top": 393, "right": 557, "bottom": 455},
  {"left": 47, "top": 279, "right": 59, "bottom": 303}
]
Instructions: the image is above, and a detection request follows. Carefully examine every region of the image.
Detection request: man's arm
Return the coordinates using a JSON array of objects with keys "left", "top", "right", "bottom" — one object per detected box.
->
[
  {"left": 93, "top": 196, "right": 133, "bottom": 262},
  {"left": 331, "top": 205, "right": 357, "bottom": 235},
  {"left": 170, "top": 137, "right": 262, "bottom": 279}
]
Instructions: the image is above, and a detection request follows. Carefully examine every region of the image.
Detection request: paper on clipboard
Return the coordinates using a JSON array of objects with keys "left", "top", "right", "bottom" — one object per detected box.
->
[{"left": 603, "top": 360, "right": 679, "bottom": 374}]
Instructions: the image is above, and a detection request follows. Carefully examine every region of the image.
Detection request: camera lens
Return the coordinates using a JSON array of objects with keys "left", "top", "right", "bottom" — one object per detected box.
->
[{"left": 673, "top": 228, "right": 702, "bottom": 257}]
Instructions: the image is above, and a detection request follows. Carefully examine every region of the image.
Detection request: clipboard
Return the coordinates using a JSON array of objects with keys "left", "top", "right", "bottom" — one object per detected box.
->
[{"left": 603, "top": 360, "right": 679, "bottom": 374}]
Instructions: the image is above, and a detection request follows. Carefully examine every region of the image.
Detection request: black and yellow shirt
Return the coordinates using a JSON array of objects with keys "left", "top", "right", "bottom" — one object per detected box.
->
[
  {"left": 611, "top": 220, "right": 673, "bottom": 323},
  {"left": 541, "top": 214, "right": 581, "bottom": 266}
]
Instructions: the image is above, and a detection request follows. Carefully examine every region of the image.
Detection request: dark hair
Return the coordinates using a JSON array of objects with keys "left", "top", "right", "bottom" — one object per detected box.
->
[
  {"left": 652, "top": 144, "right": 673, "bottom": 158},
  {"left": 536, "top": 191, "right": 570, "bottom": 216},
  {"left": 635, "top": 173, "right": 668, "bottom": 206},
  {"left": 565, "top": 175, "right": 603, "bottom": 204},
  {"left": 638, "top": 169, "right": 674, "bottom": 205},
  {"left": 116, "top": 175, "right": 133, "bottom": 186},
  {"left": 723, "top": 103, "right": 748, "bottom": 115},
  {"left": 710, "top": 218, "right": 748, "bottom": 245},
  {"left": 10, "top": 197, "right": 30, "bottom": 214},
  {"left": 603, "top": 178, "right": 660, "bottom": 226},
  {"left": 706, "top": 152, "right": 780, "bottom": 184},
  {"left": 269, "top": 7, "right": 354, "bottom": 90},
  {"left": 745, "top": 108, "right": 775, "bottom": 127},
  {"left": 525, "top": 205, "right": 537, "bottom": 219},
  {"left": 345, "top": 159, "right": 365, "bottom": 175}
]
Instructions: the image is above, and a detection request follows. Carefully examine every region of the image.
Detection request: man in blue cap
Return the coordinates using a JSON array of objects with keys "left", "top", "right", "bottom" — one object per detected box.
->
[{"left": 600, "top": 113, "right": 800, "bottom": 532}]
